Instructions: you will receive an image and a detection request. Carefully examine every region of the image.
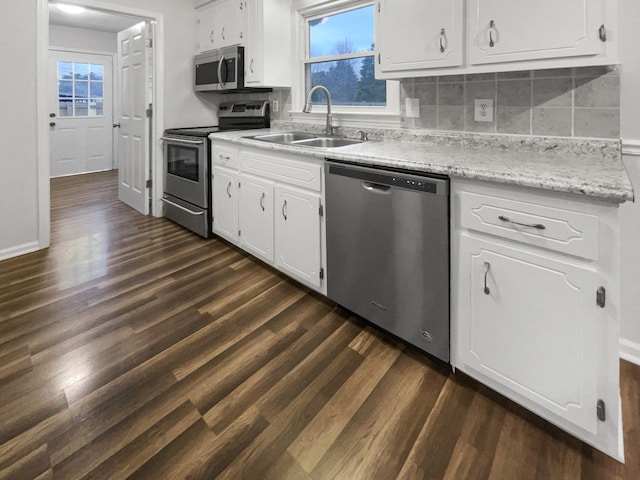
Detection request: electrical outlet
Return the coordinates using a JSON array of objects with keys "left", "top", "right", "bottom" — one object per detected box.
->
[
  {"left": 474, "top": 99, "right": 494, "bottom": 122},
  {"left": 406, "top": 97, "right": 420, "bottom": 118},
  {"left": 272, "top": 100, "right": 279, "bottom": 113}
]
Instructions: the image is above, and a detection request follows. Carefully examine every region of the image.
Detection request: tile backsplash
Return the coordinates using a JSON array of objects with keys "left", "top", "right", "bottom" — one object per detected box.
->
[{"left": 401, "top": 66, "right": 620, "bottom": 139}]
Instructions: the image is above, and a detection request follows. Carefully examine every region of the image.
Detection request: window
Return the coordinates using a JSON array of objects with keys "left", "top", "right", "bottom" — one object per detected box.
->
[
  {"left": 57, "top": 62, "right": 104, "bottom": 117},
  {"left": 303, "top": 2, "right": 392, "bottom": 111}
]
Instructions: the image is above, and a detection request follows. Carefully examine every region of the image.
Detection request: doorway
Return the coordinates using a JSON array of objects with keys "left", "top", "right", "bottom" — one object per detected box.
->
[{"left": 37, "top": 0, "right": 165, "bottom": 249}]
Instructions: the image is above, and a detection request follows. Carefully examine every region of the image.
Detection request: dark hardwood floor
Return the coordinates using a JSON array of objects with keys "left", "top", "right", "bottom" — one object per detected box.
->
[{"left": 0, "top": 169, "right": 638, "bottom": 479}]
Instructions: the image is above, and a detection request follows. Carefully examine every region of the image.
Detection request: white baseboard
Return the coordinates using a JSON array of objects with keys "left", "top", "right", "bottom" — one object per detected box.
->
[
  {"left": 0, "top": 241, "right": 40, "bottom": 261},
  {"left": 620, "top": 338, "right": 640, "bottom": 366}
]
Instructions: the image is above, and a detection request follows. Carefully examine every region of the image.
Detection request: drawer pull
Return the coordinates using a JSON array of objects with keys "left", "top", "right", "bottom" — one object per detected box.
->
[
  {"left": 483, "top": 262, "right": 490, "bottom": 295},
  {"left": 498, "top": 215, "right": 546, "bottom": 230}
]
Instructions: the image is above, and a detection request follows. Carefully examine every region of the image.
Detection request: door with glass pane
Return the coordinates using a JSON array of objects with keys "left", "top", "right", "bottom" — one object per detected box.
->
[{"left": 48, "top": 50, "right": 113, "bottom": 177}]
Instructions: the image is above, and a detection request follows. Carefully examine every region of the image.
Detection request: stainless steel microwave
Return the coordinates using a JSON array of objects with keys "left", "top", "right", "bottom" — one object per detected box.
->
[{"left": 195, "top": 45, "right": 244, "bottom": 92}]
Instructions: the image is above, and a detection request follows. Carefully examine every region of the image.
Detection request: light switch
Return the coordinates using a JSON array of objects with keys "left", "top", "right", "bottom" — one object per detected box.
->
[
  {"left": 406, "top": 98, "right": 420, "bottom": 118},
  {"left": 474, "top": 99, "right": 494, "bottom": 122}
]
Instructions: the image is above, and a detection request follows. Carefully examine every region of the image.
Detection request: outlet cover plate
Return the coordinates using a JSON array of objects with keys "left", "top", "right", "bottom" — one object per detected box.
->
[
  {"left": 474, "top": 99, "right": 494, "bottom": 122},
  {"left": 406, "top": 97, "right": 420, "bottom": 118}
]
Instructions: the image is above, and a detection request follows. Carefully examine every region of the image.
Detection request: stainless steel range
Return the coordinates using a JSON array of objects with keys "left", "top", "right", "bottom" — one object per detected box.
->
[{"left": 161, "top": 100, "right": 270, "bottom": 237}]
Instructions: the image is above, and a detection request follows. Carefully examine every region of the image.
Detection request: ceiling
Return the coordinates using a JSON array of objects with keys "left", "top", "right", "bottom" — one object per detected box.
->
[{"left": 49, "top": 2, "right": 143, "bottom": 33}]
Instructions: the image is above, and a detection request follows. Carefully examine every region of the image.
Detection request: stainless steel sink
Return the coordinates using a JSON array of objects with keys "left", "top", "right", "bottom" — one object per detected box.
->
[
  {"left": 292, "top": 137, "right": 363, "bottom": 148},
  {"left": 245, "top": 131, "right": 365, "bottom": 149},
  {"left": 249, "top": 132, "right": 318, "bottom": 143}
]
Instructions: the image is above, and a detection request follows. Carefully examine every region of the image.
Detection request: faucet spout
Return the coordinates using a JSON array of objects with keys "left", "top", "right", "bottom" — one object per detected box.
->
[{"left": 303, "top": 85, "right": 333, "bottom": 136}]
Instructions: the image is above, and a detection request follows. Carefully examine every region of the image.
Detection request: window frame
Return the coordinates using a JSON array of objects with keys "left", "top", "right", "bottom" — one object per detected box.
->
[
  {"left": 57, "top": 61, "right": 106, "bottom": 119},
  {"left": 291, "top": 0, "right": 400, "bottom": 127}
]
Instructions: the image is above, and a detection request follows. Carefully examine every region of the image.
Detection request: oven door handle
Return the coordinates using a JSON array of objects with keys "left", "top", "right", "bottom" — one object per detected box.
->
[
  {"left": 161, "top": 136, "right": 205, "bottom": 145},
  {"left": 161, "top": 197, "right": 205, "bottom": 216}
]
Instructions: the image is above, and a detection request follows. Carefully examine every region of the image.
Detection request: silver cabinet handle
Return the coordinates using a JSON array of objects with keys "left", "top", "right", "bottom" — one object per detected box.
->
[
  {"left": 489, "top": 20, "right": 496, "bottom": 47},
  {"left": 219, "top": 154, "right": 231, "bottom": 161},
  {"left": 282, "top": 200, "right": 287, "bottom": 220},
  {"left": 599, "top": 24, "right": 607, "bottom": 42},
  {"left": 161, "top": 197, "right": 204, "bottom": 216},
  {"left": 210, "top": 30, "right": 215, "bottom": 44},
  {"left": 226, "top": 181, "right": 232, "bottom": 198},
  {"left": 484, "top": 262, "right": 491, "bottom": 295},
  {"left": 222, "top": 26, "right": 226, "bottom": 40},
  {"left": 498, "top": 215, "right": 546, "bottom": 230},
  {"left": 439, "top": 28, "right": 447, "bottom": 53},
  {"left": 260, "top": 192, "right": 265, "bottom": 211},
  {"left": 250, "top": 58, "right": 254, "bottom": 74}
]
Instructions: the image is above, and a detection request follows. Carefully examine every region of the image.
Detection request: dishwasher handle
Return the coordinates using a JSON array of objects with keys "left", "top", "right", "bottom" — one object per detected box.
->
[{"left": 362, "top": 181, "right": 391, "bottom": 193}]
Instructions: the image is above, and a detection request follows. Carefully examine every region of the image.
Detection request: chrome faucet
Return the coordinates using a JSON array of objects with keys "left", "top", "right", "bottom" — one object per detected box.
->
[{"left": 303, "top": 85, "right": 333, "bottom": 136}]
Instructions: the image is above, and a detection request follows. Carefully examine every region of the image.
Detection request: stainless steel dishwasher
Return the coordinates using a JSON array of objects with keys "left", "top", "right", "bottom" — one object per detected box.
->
[{"left": 325, "top": 161, "right": 450, "bottom": 362}]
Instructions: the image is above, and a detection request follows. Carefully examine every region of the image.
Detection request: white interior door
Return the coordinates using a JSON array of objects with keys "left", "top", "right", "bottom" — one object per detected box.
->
[
  {"left": 117, "top": 22, "right": 150, "bottom": 215},
  {"left": 48, "top": 50, "right": 113, "bottom": 177}
]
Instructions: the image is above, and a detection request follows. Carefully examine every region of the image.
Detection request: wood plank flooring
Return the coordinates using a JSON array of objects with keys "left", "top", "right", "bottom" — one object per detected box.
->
[{"left": 0, "top": 169, "right": 638, "bottom": 479}]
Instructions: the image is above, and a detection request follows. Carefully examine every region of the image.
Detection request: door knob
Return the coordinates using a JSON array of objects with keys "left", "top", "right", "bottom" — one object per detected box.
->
[
  {"left": 113, "top": 123, "right": 121, "bottom": 128},
  {"left": 49, "top": 122, "right": 56, "bottom": 127},
  {"left": 49, "top": 113, "right": 56, "bottom": 118}
]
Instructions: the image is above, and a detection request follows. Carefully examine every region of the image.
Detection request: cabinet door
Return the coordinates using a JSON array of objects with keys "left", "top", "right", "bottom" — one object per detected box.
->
[
  {"left": 212, "top": 166, "right": 238, "bottom": 243},
  {"left": 376, "top": 0, "right": 463, "bottom": 73},
  {"left": 217, "top": 0, "right": 245, "bottom": 48},
  {"left": 244, "top": 0, "right": 261, "bottom": 83},
  {"left": 274, "top": 186, "right": 322, "bottom": 289},
  {"left": 197, "top": 4, "right": 219, "bottom": 52},
  {"left": 468, "top": 0, "right": 603, "bottom": 65},
  {"left": 239, "top": 173, "right": 274, "bottom": 262},
  {"left": 458, "top": 234, "right": 599, "bottom": 434}
]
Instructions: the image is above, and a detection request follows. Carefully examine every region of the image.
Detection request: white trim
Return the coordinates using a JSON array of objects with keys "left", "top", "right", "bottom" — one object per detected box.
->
[
  {"left": 49, "top": 46, "right": 117, "bottom": 57},
  {"left": 37, "top": 0, "right": 166, "bottom": 248},
  {"left": 621, "top": 139, "right": 640, "bottom": 157},
  {"left": 620, "top": 338, "right": 640, "bottom": 366},
  {"left": 0, "top": 242, "right": 41, "bottom": 262},
  {"left": 37, "top": 0, "right": 50, "bottom": 250}
]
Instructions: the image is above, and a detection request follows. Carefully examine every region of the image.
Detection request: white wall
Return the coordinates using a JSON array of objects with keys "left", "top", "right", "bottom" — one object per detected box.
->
[
  {"left": 49, "top": 24, "right": 117, "bottom": 52},
  {"left": 0, "top": 1, "right": 40, "bottom": 259},
  {"left": 618, "top": 0, "right": 640, "bottom": 362}
]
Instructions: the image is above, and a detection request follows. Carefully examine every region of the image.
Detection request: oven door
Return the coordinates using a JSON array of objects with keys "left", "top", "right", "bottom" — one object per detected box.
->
[{"left": 163, "top": 136, "right": 208, "bottom": 208}]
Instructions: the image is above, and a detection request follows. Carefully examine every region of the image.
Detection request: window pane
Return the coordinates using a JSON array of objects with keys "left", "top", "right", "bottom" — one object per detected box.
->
[
  {"left": 90, "top": 64, "right": 104, "bottom": 80},
  {"left": 58, "top": 62, "right": 73, "bottom": 80},
  {"left": 90, "top": 99, "right": 104, "bottom": 116},
  {"left": 309, "top": 5, "right": 374, "bottom": 59},
  {"left": 90, "top": 82, "right": 103, "bottom": 98},
  {"left": 59, "top": 99, "right": 73, "bottom": 117},
  {"left": 75, "top": 99, "right": 89, "bottom": 116},
  {"left": 75, "top": 81, "right": 88, "bottom": 97},
  {"left": 74, "top": 63, "right": 89, "bottom": 80},
  {"left": 58, "top": 80, "right": 73, "bottom": 98},
  {"left": 309, "top": 56, "right": 385, "bottom": 106}
]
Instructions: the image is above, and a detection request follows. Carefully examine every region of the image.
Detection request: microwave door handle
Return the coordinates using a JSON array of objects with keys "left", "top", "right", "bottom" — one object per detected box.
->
[{"left": 217, "top": 55, "right": 226, "bottom": 88}]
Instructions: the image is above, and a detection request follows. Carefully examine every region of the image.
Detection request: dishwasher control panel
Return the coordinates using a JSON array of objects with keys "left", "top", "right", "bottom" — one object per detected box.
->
[{"left": 327, "top": 163, "right": 445, "bottom": 194}]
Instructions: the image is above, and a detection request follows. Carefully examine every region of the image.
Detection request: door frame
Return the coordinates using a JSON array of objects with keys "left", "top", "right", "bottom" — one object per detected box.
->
[{"left": 36, "top": 0, "right": 165, "bottom": 250}]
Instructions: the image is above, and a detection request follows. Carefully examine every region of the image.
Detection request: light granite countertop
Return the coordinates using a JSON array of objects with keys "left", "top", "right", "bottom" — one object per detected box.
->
[{"left": 210, "top": 126, "right": 634, "bottom": 203}]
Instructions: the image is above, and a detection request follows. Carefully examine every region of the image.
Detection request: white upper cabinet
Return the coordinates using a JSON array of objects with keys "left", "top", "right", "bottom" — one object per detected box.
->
[
  {"left": 197, "top": 0, "right": 246, "bottom": 53},
  {"left": 374, "top": 0, "right": 617, "bottom": 79},
  {"left": 376, "top": 0, "right": 463, "bottom": 77},
  {"left": 244, "top": 0, "right": 292, "bottom": 87},
  {"left": 469, "top": 0, "right": 605, "bottom": 65}
]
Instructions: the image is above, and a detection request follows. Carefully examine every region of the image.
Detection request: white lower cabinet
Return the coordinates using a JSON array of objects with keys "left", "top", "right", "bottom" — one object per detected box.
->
[
  {"left": 211, "top": 140, "right": 325, "bottom": 293},
  {"left": 451, "top": 178, "right": 623, "bottom": 461},
  {"left": 212, "top": 165, "right": 238, "bottom": 243},
  {"left": 458, "top": 234, "right": 599, "bottom": 434},
  {"left": 274, "top": 185, "right": 322, "bottom": 290},
  {"left": 238, "top": 173, "right": 274, "bottom": 263}
]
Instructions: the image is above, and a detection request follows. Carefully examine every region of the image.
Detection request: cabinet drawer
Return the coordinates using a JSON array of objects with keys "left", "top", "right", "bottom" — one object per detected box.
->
[
  {"left": 240, "top": 151, "right": 322, "bottom": 192},
  {"left": 459, "top": 191, "right": 599, "bottom": 260},
  {"left": 212, "top": 144, "right": 239, "bottom": 169}
]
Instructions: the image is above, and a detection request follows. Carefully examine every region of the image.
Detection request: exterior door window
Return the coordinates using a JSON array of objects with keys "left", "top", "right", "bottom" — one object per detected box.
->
[{"left": 57, "top": 62, "right": 104, "bottom": 117}]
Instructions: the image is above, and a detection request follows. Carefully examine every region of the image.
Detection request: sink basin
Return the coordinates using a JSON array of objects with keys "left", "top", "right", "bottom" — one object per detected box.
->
[
  {"left": 249, "top": 132, "right": 318, "bottom": 143},
  {"left": 245, "top": 131, "right": 365, "bottom": 149},
  {"left": 292, "top": 137, "right": 363, "bottom": 148}
]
